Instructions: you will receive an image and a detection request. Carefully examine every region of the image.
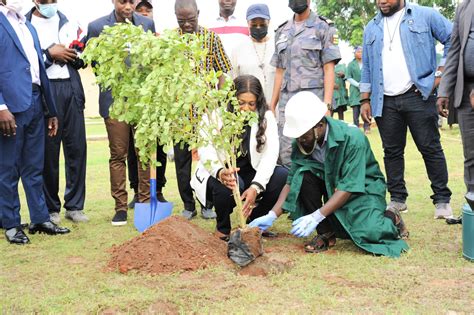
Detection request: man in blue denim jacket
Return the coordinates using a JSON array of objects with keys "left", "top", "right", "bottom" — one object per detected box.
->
[{"left": 360, "top": 0, "right": 454, "bottom": 219}]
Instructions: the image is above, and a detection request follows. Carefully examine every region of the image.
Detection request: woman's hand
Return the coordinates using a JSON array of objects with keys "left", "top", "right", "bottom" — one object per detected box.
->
[
  {"left": 242, "top": 187, "right": 258, "bottom": 218},
  {"left": 218, "top": 167, "right": 239, "bottom": 190}
]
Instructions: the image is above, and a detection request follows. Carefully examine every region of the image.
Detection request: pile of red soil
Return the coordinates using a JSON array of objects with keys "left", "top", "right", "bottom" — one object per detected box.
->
[{"left": 108, "top": 216, "right": 229, "bottom": 275}]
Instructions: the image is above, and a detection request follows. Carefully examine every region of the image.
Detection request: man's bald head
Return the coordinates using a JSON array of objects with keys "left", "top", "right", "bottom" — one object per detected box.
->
[
  {"left": 174, "top": 0, "right": 198, "bottom": 12},
  {"left": 175, "top": 0, "right": 199, "bottom": 34}
]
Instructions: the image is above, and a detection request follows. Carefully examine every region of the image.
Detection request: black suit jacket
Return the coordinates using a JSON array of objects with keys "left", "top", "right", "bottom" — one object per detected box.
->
[
  {"left": 438, "top": 0, "right": 474, "bottom": 108},
  {"left": 85, "top": 12, "right": 155, "bottom": 118}
]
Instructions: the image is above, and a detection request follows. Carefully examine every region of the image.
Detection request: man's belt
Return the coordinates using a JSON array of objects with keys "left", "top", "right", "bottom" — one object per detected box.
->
[{"left": 32, "top": 84, "right": 41, "bottom": 92}]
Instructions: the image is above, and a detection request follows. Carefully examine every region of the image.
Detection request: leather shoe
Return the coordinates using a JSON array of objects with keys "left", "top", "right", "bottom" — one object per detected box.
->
[
  {"left": 5, "top": 227, "right": 30, "bottom": 244},
  {"left": 28, "top": 221, "right": 70, "bottom": 235}
]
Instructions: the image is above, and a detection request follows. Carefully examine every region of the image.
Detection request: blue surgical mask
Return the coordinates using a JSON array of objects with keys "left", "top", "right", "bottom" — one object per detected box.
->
[{"left": 37, "top": 3, "right": 58, "bottom": 19}]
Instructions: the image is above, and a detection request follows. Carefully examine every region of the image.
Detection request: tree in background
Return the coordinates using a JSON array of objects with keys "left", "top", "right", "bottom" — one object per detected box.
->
[{"left": 313, "top": 0, "right": 458, "bottom": 46}]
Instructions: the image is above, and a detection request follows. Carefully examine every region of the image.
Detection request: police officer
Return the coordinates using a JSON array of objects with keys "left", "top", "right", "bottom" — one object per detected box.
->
[{"left": 269, "top": 0, "right": 341, "bottom": 168}]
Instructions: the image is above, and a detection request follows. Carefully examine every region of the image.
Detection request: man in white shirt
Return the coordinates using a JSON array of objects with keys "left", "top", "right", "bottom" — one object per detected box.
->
[
  {"left": 26, "top": 0, "right": 89, "bottom": 224},
  {"left": 208, "top": 0, "right": 248, "bottom": 62},
  {"left": 360, "top": 0, "right": 454, "bottom": 219}
]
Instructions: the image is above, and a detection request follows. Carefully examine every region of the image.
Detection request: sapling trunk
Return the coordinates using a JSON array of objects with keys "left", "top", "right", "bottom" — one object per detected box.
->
[{"left": 232, "top": 179, "right": 246, "bottom": 229}]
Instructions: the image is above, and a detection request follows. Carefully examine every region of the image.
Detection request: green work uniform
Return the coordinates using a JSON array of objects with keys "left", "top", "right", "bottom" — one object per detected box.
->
[
  {"left": 333, "top": 63, "right": 348, "bottom": 110},
  {"left": 346, "top": 59, "right": 362, "bottom": 107},
  {"left": 283, "top": 118, "right": 409, "bottom": 257}
]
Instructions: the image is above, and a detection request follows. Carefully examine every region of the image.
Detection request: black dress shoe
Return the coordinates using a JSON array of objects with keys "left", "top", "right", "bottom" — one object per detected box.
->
[
  {"left": 5, "top": 227, "right": 30, "bottom": 244},
  {"left": 28, "top": 221, "right": 70, "bottom": 235}
]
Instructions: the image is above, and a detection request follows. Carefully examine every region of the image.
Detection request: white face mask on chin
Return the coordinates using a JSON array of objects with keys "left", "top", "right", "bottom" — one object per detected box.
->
[{"left": 5, "top": 0, "right": 24, "bottom": 13}]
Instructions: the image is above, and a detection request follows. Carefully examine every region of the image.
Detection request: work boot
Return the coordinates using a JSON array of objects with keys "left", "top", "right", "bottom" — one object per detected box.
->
[
  {"left": 386, "top": 201, "right": 408, "bottom": 213},
  {"left": 49, "top": 212, "right": 60, "bottom": 225},
  {"left": 201, "top": 208, "right": 217, "bottom": 219},
  {"left": 181, "top": 209, "right": 197, "bottom": 220},
  {"left": 65, "top": 210, "right": 89, "bottom": 223},
  {"left": 434, "top": 203, "right": 454, "bottom": 219}
]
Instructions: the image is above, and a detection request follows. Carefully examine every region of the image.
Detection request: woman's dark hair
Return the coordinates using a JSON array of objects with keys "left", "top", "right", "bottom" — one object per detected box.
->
[{"left": 233, "top": 75, "right": 268, "bottom": 153}]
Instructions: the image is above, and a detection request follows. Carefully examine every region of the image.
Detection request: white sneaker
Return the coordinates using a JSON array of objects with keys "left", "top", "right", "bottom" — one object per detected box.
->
[{"left": 434, "top": 203, "right": 454, "bottom": 219}]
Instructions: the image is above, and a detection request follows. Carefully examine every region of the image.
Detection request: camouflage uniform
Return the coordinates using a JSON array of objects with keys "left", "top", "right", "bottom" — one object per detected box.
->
[{"left": 271, "top": 11, "right": 341, "bottom": 167}]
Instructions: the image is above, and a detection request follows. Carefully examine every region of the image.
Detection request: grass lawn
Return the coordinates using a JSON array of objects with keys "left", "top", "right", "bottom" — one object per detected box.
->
[{"left": 0, "top": 115, "right": 473, "bottom": 313}]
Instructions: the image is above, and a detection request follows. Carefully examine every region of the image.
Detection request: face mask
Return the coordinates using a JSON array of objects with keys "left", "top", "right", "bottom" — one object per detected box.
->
[
  {"left": 5, "top": 0, "right": 24, "bottom": 13},
  {"left": 250, "top": 26, "right": 268, "bottom": 41},
  {"left": 37, "top": 3, "right": 58, "bottom": 19},
  {"left": 289, "top": 0, "right": 308, "bottom": 14}
]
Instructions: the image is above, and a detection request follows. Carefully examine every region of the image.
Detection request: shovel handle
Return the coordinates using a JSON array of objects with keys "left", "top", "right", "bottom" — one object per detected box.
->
[{"left": 150, "top": 153, "right": 157, "bottom": 180}]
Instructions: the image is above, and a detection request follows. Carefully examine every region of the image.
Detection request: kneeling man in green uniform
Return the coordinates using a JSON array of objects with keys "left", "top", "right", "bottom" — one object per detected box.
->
[{"left": 249, "top": 92, "right": 409, "bottom": 257}]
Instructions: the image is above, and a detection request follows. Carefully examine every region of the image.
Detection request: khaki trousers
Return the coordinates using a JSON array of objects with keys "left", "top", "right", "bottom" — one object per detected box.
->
[{"left": 104, "top": 118, "right": 150, "bottom": 211}]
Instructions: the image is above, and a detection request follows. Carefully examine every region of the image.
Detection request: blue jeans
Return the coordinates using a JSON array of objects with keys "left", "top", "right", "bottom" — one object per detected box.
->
[{"left": 375, "top": 88, "right": 451, "bottom": 204}]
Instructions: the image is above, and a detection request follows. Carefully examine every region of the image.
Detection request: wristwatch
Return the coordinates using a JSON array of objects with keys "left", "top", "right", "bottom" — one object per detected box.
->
[
  {"left": 435, "top": 70, "right": 443, "bottom": 78},
  {"left": 250, "top": 183, "right": 263, "bottom": 195}
]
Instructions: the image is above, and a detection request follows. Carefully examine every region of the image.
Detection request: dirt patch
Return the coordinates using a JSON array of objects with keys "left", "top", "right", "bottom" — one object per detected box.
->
[
  {"left": 107, "top": 216, "right": 229, "bottom": 275},
  {"left": 146, "top": 300, "right": 179, "bottom": 314},
  {"left": 239, "top": 253, "right": 294, "bottom": 277}
]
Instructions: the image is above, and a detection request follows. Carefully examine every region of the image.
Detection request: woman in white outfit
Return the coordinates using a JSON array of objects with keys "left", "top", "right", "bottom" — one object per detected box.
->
[{"left": 191, "top": 75, "right": 288, "bottom": 240}]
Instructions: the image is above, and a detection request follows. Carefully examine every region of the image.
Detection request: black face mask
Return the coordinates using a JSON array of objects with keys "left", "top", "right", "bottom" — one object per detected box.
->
[
  {"left": 289, "top": 0, "right": 308, "bottom": 14},
  {"left": 250, "top": 26, "right": 268, "bottom": 41}
]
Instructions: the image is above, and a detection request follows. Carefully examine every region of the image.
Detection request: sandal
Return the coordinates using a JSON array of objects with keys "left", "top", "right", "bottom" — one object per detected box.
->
[
  {"left": 304, "top": 232, "right": 336, "bottom": 253},
  {"left": 385, "top": 208, "right": 409, "bottom": 240}
]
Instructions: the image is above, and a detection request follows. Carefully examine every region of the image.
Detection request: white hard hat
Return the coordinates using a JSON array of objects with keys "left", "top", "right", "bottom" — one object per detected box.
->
[{"left": 283, "top": 91, "right": 327, "bottom": 138}]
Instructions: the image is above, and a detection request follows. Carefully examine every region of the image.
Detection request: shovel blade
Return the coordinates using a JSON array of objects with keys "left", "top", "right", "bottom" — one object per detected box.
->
[{"left": 134, "top": 201, "right": 173, "bottom": 233}]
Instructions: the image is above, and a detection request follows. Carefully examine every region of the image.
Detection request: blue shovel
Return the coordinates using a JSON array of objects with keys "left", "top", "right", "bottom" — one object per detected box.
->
[{"left": 134, "top": 155, "right": 173, "bottom": 233}]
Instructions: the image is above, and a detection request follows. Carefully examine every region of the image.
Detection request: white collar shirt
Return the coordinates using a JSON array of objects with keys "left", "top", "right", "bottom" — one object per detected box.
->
[{"left": 0, "top": 4, "right": 40, "bottom": 86}]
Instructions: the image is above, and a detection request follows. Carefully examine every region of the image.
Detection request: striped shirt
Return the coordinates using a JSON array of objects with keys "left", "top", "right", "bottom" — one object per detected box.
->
[{"left": 180, "top": 26, "right": 232, "bottom": 74}]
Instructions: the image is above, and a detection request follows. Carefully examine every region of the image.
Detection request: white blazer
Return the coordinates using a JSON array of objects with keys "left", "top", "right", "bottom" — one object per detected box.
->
[{"left": 191, "top": 110, "right": 280, "bottom": 206}]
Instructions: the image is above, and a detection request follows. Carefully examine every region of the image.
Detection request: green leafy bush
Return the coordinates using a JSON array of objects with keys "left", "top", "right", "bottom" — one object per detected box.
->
[{"left": 83, "top": 23, "right": 256, "bottom": 228}]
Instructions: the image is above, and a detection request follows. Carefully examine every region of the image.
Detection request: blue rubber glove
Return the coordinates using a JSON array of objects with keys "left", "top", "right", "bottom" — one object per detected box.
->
[
  {"left": 291, "top": 210, "right": 326, "bottom": 238},
  {"left": 248, "top": 210, "right": 278, "bottom": 231}
]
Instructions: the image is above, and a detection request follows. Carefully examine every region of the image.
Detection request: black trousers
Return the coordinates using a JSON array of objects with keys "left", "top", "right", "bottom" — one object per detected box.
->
[
  {"left": 207, "top": 165, "right": 288, "bottom": 235},
  {"left": 298, "top": 172, "right": 349, "bottom": 237},
  {"left": 127, "top": 129, "right": 167, "bottom": 193},
  {"left": 43, "top": 79, "right": 87, "bottom": 213},
  {"left": 173, "top": 143, "right": 196, "bottom": 211},
  {"left": 375, "top": 89, "right": 451, "bottom": 204}
]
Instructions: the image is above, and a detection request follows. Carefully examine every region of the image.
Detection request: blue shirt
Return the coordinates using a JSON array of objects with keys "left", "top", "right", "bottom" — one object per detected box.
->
[{"left": 360, "top": 3, "right": 452, "bottom": 117}]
